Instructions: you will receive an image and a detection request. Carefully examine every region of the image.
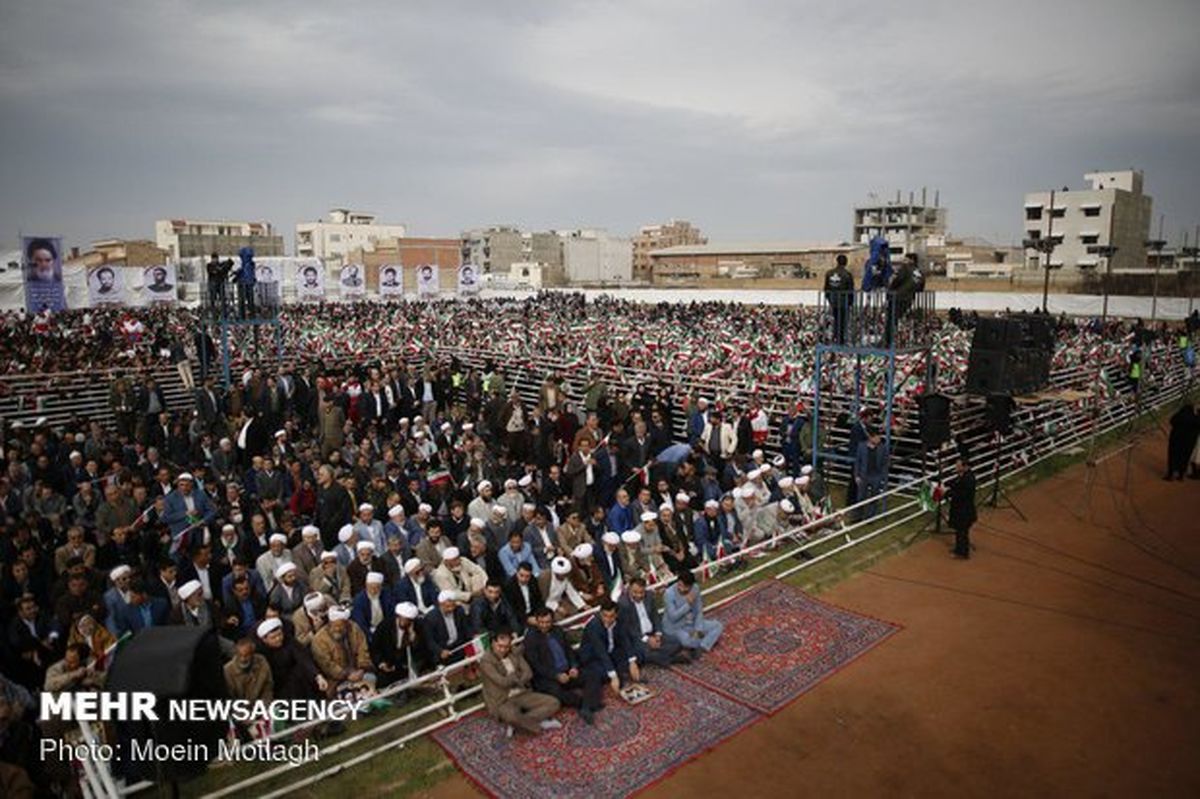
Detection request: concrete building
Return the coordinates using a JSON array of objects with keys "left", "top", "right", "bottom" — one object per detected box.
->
[
  {"left": 926, "top": 237, "right": 1021, "bottom": 281},
  {"left": 154, "top": 219, "right": 284, "bottom": 260},
  {"left": 460, "top": 226, "right": 563, "bottom": 275},
  {"left": 561, "top": 230, "right": 633, "bottom": 284},
  {"left": 853, "top": 190, "right": 947, "bottom": 259},
  {"left": 1022, "top": 170, "right": 1152, "bottom": 273},
  {"left": 648, "top": 242, "right": 863, "bottom": 286},
  {"left": 632, "top": 220, "right": 706, "bottom": 282},
  {"left": 65, "top": 239, "right": 169, "bottom": 269},
  {"left": 295, "top": 209, "right": 407, "bottom": 262}
]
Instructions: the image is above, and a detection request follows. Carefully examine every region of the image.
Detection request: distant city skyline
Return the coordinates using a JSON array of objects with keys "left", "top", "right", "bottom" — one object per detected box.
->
[{"left": 2, "top": 1, "right": 1198, "bottom": 254}]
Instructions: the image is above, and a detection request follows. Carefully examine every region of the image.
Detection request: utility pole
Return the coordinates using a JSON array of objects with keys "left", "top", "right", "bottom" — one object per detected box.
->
[
  {"left": 1087, "top": 244, "right": 1119, "bottom": 324},
  {"left": 1023, "top": 189, "right": 1058, "bottom": 313},
  {"left": 1146, "top": 214, "right": 1166, "bottom": 324}
]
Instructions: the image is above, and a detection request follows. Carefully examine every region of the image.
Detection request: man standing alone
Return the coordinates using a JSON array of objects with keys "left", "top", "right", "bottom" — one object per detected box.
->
[{"left": 947, "top": 454, "right": 977, "bottom": 560}]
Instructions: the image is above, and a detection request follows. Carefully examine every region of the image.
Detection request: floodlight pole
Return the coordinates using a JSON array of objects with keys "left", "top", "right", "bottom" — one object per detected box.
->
[
  {"left": 1087, "top": 244, "right": 1119, "bottom": 324},
  {"left": 1146, "top": 214, "right": 1166, "bottom": 325},
  {"left": 1041, "top": 189, "right": 1056, "bottom": 313}
]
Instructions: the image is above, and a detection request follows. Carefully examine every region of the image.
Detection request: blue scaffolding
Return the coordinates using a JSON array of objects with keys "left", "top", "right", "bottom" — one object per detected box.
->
[
  {"left": 199, "top": 281, "right": 285, "bottom": 389},
  {"left": 810, "top": 290, "right": 937, "bottom": 510}
]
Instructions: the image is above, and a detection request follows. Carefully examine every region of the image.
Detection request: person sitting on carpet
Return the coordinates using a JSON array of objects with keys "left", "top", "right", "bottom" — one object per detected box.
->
[
  {"left": 479, "top": 629, "right": 562, "bottom": 737},
  {"left": 523, "top": 606, "right": 603, "bottom": 724},
  {"left": 579, "top": 598, "right": 641, "bottom": 695},
  {"left": 662, "top": 570, "right": 722, "bottom": 657},
  {"left": 311, "top": 605, "right": 376, "bottom": 699},
  {"left": 618, "top": 577, "right": 687, "bottom": 666}
]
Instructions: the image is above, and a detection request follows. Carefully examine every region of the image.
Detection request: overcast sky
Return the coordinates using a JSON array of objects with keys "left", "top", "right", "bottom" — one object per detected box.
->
[{"left": 2, "top": 0, "right": 1198, "bottom": 253}]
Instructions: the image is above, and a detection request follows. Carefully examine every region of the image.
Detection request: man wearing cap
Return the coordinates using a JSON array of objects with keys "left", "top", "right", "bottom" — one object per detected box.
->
[
  {"left": 161, "top": 471, "right": 216, "bottom": 550},
  {"left": 538, "top": 556, "right": 587, "bottom": 621},
  {"left": 635, "top": 511, "right": 671, "bottom": 577},
  {"left": 347, "top": 540, "right": 385, "bottom": 597},
  {"left": 479, "top": 629, "right": 562, "bottom": 736},
  {"left": 268, "top": 562, "right": 307, "bottom": 615},
  {"left": 503, "top": 563, "right": 544, "bottom": 631},
  {"left": 497, "top": 479, "right": 525, "bottom": 524},
  {"left": 351, "top": 572, "right": 393, "bottom": 640},
  {"left": 469, "top": 580, "right": 519, "bottom": 636},
  {"left": 618, "top": 530, "right": 649, "bottom": 582},
  {"left": 596, "top": 531, "right": 624, "bottom": 590},
  {"left": 433, "top": 547, "right": 487, "bottom": 606},
  {"left": 311, "top": 605, "right": 375, "bottom": 696},
  {"left": 333, "top": 524, "right": 358, "bottom": 567},
  {"left": 372, "top": 602, "right": 430, "bottom": 690},
  {"left": 619, "top": 577, "right": 686, "bottom": 666},
  {"left": 103, "top": 565, "right": 134, "bottom": 636},
  {"left": 569, "top": 543, "right": 605, "bottom": 602},
  {"left": 171, "top": 579, "right": 216, "bottom": 633},
  {"left": 292, "top": 592, "right": 328, "bottom": 647},
  {"left": 524, "top": 606, "right": 603, "bottom": 724},
  {"left": 405, "top": 503, "right": 433, "bottom": 546},
  {"left": 395, "top": 558, "right": 439, "bottom": 616},
  {"left": 353, "top": 503, "right": 385, "bottom": 553},
  {"left": 663, "top": 570, "right": 722, "bottom": 656},
  {"left": 484, "top": 505, "right": 513, "bottom": 554},
  {"left": 292, "top": 525, "right": 324, "bottom": 577},
  {"left": 422, "top": 591, "right": 473, "bottom": 666},
  {"left": 256, "top": 533, "right": 293, "bottom": 592},
  {"left": 310, "top": 551, "right": 352, "bottom": 604},
  {"left": 467, "top": 481, "right": 496, "bottom": 523},
  {"left": 257, "top": 617, "right": 327, "bottom": 701},
  {"left": 383, "top": 505, "right": 409, "bottom": 547}
]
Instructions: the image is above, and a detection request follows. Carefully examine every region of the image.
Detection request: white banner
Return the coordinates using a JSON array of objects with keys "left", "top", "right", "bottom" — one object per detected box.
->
[
  {"left": 340, "top": 263, "right": 366, "bottom": 297},
  {"left": 457, "top": 263, "right": 481, "bottom": 295},
  {"left": 416, "top": 263, "right": 439, "bottom": 296},
  {"left": 142, "top": 264, "right": 178, "bottom": 303},
  {"left": 379, "top": 263, "right": 404, "bottom": 297},
  {"left": 87, "top": 265, "right": 127, "bottom": 306},
  {"left": 293, "top": 259, "right": 325, "bottom": 300}
]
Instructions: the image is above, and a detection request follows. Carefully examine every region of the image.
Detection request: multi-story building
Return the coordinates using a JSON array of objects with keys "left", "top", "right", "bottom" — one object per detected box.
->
[
  {"left": 342, "top": 237, "right": 461, "bottom": 292},
  {"left": 154, "top": 219, "right": 284, "bottom": 260},
  {"left": 632, "top": 220, "right": 706, "bottom": 282},
  {"left": 561, "top": 229, "right": 633, "bottom": 284},
  {"left": 1022, "top": 170, "right": 1152, "bottom": 273},
  {"left": 853, "top": 190, "right": 947, "bottom": 259},
  {"left": 460, "top": 226, "right": 565, "bottom": 278},
  {"left": 295, "top": 209, "right": 407, "bottom": 262}
]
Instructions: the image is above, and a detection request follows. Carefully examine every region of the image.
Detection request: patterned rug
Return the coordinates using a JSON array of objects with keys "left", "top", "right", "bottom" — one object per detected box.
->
[
  {"left": 432, "top": 581, "right": 899, "bottom": 797},
  {"left": 673, "top": 580, "right": 901, "bottom": 713},
  {"left": 432, "top": 669, "right": 758, "bottom": 799}
]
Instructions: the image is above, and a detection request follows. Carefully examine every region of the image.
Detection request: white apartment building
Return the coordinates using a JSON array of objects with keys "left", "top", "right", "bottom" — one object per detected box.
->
[
  {"left": 561, "top": 229, "right": 633, "bottom": 284},
  {"left": 295, "top": 209, "right": 407, "bottom": 262},
  {"left": 154, "top": 218, "right": 284, "bottom": 260},
  {"left": 1023, "top": 171, "right": 1152, "bottom": 272}
]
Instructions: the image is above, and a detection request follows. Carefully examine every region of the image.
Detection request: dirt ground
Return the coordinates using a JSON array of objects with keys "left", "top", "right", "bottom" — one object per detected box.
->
[{"left": 420, "top": 427, "right": 1200, "bottom": 799}]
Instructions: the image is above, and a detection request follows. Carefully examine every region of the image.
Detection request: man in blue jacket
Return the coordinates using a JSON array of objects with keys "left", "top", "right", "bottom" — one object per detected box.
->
[{"left": 160, "top": 472, "right": 215, "bottom": 553}]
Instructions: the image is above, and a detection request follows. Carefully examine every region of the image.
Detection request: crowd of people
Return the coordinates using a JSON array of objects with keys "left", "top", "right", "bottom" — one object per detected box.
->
[{"left": 0, "top": 293, "right": 1196, "bottom": 794}]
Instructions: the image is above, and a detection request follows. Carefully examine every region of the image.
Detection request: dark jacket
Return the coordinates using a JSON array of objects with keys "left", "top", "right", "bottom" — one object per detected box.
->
[{"left": 947, "top": 469, "right": 978, "bottom": 530}]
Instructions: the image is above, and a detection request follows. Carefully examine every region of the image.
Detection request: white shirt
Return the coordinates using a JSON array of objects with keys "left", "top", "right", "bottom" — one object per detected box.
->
[
  {"left": 442, "top": 612, "right": 457, "bottom": 644},
  {"left": 195, "top": 566, "right": 212, "bottom": 600},
  {"left": 634, "top": 600, "right": 653, "bottom": 638}
]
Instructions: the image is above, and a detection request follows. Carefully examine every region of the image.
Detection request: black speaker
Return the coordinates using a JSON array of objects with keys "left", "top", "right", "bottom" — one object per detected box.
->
[
  {"left": 985, "top": 394, "right": 1014, "bottom": 435},
  {"left": 918, "top": 393, "right": 952, "bottom": 448},
  {"left": 965, "top": 349, "right": 1009, "bottom": 395},
  {"left": 105, "top": 627, "right": 228, "bottom": 782},
  {"left": 971, "top": 318, "right": 1009, "bottom": 350}
]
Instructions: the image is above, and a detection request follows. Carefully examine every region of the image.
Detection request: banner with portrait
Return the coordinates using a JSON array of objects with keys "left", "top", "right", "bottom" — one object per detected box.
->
[
  {"left": 378, "top": 263, "right": 404, "bottom": 298},
  {"left": 416, "top": 263, "right": 440, "bottom": 297},
  {"left": 143, "top": 264, "right": 178, "bottom": 303},
  {"left": 22, "top": 236, "right": 68, "bottom": 312},
  {"left": 87, "top": 265, "right": 127, "bottom": 306},
  {"left": 340, "top": 263, "right": 366, "bottom": 298},
  {"left": 457, "top": 263, "right": 481, "bottom": 296},
  {"left": 255, "top": 261, "right": 280, "bottom": 285},
  {"left": 293, "top": 259, "right": 325, "bottom": 301}
]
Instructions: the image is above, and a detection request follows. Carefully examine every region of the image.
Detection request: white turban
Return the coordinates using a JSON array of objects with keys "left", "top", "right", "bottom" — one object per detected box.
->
[
  {"left": 395, "top": 602, "right": 419, "bottom": 619},
  {"left": 256, "top": 618, "right": 282, "bottom": 638},
  {"left": 551, "top": 556, "right": 572, "bottom": 576},
  {"left": 178, "top": 580, "right": 202, "bottom": 601},
  {"left": 572, "top": 543, "right": 594, "bottom": 560}
]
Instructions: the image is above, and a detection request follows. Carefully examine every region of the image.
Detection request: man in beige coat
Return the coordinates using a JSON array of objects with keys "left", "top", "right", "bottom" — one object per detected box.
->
[
  {"left": 311, "top": 606, "right": 375, "bottom": 695},
  {"left": 432, "top": 547, "right": 487, "bottom": 606},
  {"left": 478, "top": 630, "right": 561, "bottom": 736}
]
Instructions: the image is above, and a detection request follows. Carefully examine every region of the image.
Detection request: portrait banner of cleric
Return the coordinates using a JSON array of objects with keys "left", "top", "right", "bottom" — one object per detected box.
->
[
  {"left": 142, "top": 264, "right": 178, "bottom": 302},
  {"left": 22, "top": 235, "right": 68, "bottom": 312},
  {"left": 87, "top": 264, "right": 127, "bottom": 306}
]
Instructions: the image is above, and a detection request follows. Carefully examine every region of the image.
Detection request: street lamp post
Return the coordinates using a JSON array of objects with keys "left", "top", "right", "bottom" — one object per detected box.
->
[
  {"left": 1023, "top": 189, "right": 1058, "bottom": 313},
  {"left": 1087, "top": 244, "right": 1119, "bottom": 324}
]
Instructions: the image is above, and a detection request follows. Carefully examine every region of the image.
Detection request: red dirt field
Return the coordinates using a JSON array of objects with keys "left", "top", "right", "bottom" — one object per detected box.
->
[{"left": 419, "top": 427, "right": 1200, "bottom": 799}]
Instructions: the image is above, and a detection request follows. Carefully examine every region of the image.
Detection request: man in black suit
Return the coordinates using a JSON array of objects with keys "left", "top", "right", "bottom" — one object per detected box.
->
[
  {"left": 579, "top": 599, "right": 639, "bottom": 696},
  {"left": 618, "top": 577, "right": 686, "bottom": 666},
  {"left": 502, "top": 563, "right": 544, "bottom": 632},
  {"left": 360, "top": 380, "right": 390, "bottom": 429},
  {"left": 595, "top": 531, "right": 624, "bottom": 591},
  {"left": 421, "top": 591, "right": 473, "bottom": 667},
  {"left": 469, "top": 580, "right": 519, "bottom": 637},
  {"left": 947, "top": 454, "right": 978, "bottom": 560},
  {"left": 371, "top": 601, "right": 430, "bottom": 689},
  {"left": 6, "top": 594, "right": 60, "bottom": 689},
  {"left": 523, "top": 606, "right": 603, "bottom": 724},
  {"left": 194, "top": 376, "right": 224, "bottom": 434}
]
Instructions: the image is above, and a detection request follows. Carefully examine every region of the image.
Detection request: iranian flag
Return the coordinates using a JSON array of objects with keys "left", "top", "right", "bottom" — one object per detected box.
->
[
  {"left": 93, "top": 631, "right": 132, "bottom": 671},
  {"left": 462, "top": 632, "right": 490, "bottom": 659},
  {"left": 609, "top": 575, "right": 624, "bottom": 602},
  {"left": 427, "top": 469, "right": 452, "bottom": 489},
  {"left": 698, "top": 554, "right": 712, "bottom": 581},
  {"left": 646, "top": 560, "right": 659, "bottom": 586}
]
